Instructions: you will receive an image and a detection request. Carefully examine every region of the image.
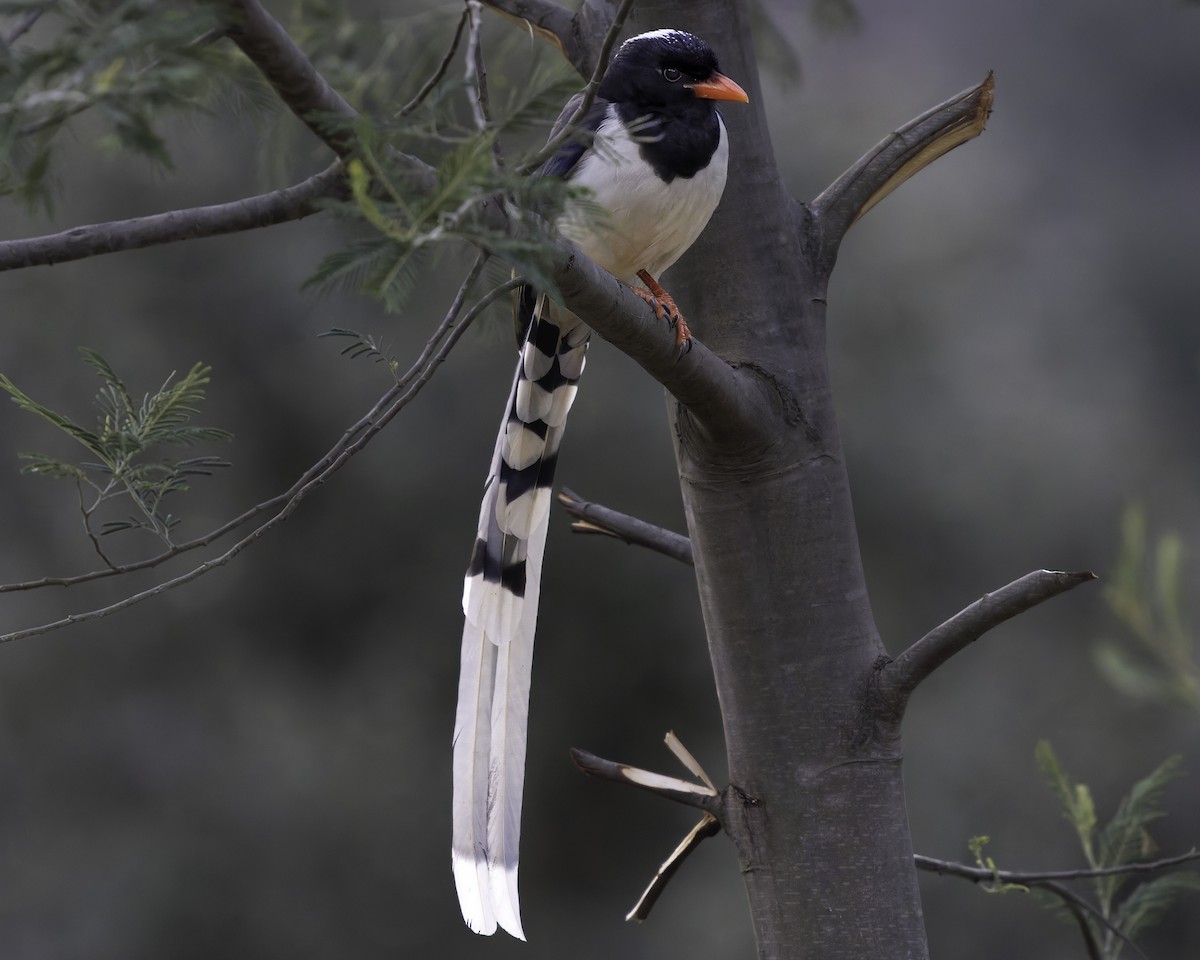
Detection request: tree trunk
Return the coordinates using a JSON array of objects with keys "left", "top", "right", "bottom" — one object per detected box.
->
[{"left": 637, "top": 2, "right": 930, "bottom": 956}]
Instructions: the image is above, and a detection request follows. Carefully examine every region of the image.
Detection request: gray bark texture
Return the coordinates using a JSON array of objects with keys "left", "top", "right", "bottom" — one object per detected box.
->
[{"left": 625, "top": 2, "right": 933, "bottom": 957}]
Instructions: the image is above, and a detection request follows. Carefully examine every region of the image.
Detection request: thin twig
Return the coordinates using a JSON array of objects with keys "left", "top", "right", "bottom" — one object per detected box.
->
[
  {"left": 557, "top": 488, "right": 693, "bottom": 566},
  {"left": 626, "top": 814, "right": 721, "bottom": 922},
  {"left": 463, "top": 0, "right": 505, "bottom": 171},
  {"left": 913, "top": 850, "right": 1200, "bottom": 885},
  {"left": 0, "top": 163, "right": 345, "bottom": 272},
  {"left": 463, "top": 1, "right": 490, "bottom": 132},
  {"left": 396, "top": 7, "right": 469, "bottom": 117},
  {"left": 3, "top": 9, "right": 43, "bottom": 46},
  {"left": 913, "top": 851, "right": 1200, "bottom": 960},
  {"left": 0, "top": 261, "right": 517, "bottom": 643},
  {"left": 517, "top": 0, "right": 634, "bottom": 176},
  {"left": 569, "top": 747, "right": 721, "bottom": 815}
]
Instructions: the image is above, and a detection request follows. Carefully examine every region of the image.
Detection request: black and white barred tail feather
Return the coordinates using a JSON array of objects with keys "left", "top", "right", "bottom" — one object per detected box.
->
[{"left": 453, "top": 294, "right": 590, "bottom": 940}]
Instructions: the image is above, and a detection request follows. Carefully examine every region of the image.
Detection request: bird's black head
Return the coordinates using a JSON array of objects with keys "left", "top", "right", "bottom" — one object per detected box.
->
[{"left": 599, "top": 29, "right": 749, "bottom": 110}]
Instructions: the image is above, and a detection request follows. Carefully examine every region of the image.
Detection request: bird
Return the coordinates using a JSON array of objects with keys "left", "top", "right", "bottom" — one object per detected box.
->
[{"left": 452, "top": 28, "right": 748, "bottom": 940}]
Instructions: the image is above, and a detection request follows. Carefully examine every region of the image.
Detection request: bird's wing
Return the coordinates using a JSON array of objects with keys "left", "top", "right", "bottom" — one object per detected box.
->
[
  {"left": 454, "top": 292, "right": 591, "bottom": 939},
  {"left": 535, "top": 93, "right": 613, "bottom": 181}
]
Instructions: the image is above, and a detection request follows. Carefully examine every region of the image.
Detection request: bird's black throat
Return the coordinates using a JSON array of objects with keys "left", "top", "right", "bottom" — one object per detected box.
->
[{"left": 613, "top": 99, "right": 721, "bottom": 184}]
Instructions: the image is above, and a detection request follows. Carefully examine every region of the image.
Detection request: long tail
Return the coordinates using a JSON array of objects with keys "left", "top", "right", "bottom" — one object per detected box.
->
[{"left": 452, "top": 292, "right": 590, "bottom": 939}]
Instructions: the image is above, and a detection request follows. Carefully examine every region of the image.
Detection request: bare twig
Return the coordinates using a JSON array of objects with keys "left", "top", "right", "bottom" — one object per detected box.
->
[
  {"left": 879, "top": 569, "right": 1097, "bottom": 710},
  {"left": 574, "top": 733, "right": 732, "bottom": 923},
  {"left": 0, "top": 260, "right": 516, "bottom": 643},
  {"left": 557, "top": 487, "right": 693, "bottom": 565},
  {"left": 397, "top": 7, "right": 469, "bottom": 118},
  {"left": 626, "top": 814, "right": 721, "bottom": 922},
  {"left": 913, "top": 850, "right": 1200, "bottom": 885},
  {"left": 518, "top": 0, "right": 634, "bottom": 176},
  {"left": 915, "top": 854, "right": 1160, "bottom": 960},
  {"left": 0, "top": 163, "right": 345, "bottom": 272},
  {"left": 810, "top": 73, "right": 994, "bottom": 258},
  {"left": 569, "top": 747, "right": 721, "bottom": 815},
  {"left": 3, "top": 9, "right": 43, "bottom": 46},
  {"left": 463, "top": 1, "right": 491, "bottom": 133}
]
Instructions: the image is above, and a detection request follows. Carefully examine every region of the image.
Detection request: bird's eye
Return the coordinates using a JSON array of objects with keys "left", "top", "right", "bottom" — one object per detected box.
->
[{"left": 662, "top": 67, "right": 682, "bottom": 82}]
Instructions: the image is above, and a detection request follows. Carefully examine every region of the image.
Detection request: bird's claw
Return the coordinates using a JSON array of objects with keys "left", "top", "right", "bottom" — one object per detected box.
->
[{"left": 634, "top": 270, "right": 692, "bottom": 352}]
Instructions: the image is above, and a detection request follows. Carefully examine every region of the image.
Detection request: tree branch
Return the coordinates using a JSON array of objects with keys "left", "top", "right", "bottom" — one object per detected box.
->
[
  {"left": 879, "top": 569, "right": 1097, "bottom": 709},
  {"left": 547, "top": 232, "right": 774, "bottom": 445},
  {"left": 478, "top": 0, "right": 620, "bottom": 78},
  {"left": 221, "top": 0, "right": 362, "bottom": 158},
  {"left": 914, "top": 849, "right": 1200, "bottom": 885},
  {"left": 396, "top": 7, "right": 469, "bottom": 118},
  {"left": 557, "top": 487, "right": 694, "bottom": 565},
  {"left": 478, "top": 0, "right": 576, "bottom": 58},
  {"left": 914, "top": 854, "right": 1173, "bottom": 960},
  {"left": 810, "top": 73, "right": 994, "bottom": 257},
  {"left": 0, "top": 164, "right": 345, "bottom": 272}
]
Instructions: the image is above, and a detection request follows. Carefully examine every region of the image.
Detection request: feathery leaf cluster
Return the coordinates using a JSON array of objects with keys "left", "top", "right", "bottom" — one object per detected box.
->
[
  {"left": 305, "top": 56, "right": 597, "bottom": 315},
  {"left": 1094, "top": 505, "right": 1198, "bottom": 709},
  {"left": 0, "top": 348, "right": 232, "bottom": 545},
  {"left": 0, "top": 0, "right": 236, "bottom": 208},
  {"left": 1035, "top": 741, "right": 1200, "bottom": 957}
]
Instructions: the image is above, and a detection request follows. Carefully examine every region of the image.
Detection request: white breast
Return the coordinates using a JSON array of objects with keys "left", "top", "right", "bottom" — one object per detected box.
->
[{"left": 558, "top": 108, "right": 729, "bottom": 283}]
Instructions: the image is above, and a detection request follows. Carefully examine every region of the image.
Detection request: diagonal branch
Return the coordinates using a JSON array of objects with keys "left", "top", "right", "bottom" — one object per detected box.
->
[
  {"left": 0, "top": 164, "right": 345, "bottom": 272},
  {"left": 547, "top": 231, "right": 773, "bottom": 445},
  {"left": 879, "top": 569, "right": 1097, "bottom": 712},
  {"left": 557, "top": 487, "right": 694, "bottom": 565},
  {"left": 810, "top": 73, "right": 994, "bottom": 258},
  {"left": 221, "top": 0, "right": 363, "bottom": 158},
  {"left": 626, "top": 814, "right": 721, "bottom": 922}
]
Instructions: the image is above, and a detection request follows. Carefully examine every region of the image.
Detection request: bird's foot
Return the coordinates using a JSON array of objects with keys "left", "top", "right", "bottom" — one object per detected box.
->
[{"left": 634, "top": 270, "right": 692, "bottom": 351}]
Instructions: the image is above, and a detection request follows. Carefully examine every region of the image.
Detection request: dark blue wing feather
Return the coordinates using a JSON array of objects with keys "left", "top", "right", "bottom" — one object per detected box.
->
[{"left": 534, "top": 94, "right": 612, "bottom": 181}]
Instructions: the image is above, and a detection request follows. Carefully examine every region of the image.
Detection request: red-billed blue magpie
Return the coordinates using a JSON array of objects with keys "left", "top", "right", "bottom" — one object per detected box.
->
[{"left": 453, "top": 28, "right": 748, "bottom": 939}]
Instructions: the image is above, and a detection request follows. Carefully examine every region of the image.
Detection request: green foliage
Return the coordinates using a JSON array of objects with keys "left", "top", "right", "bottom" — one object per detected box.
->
[
  {"left": 1035, "top": 740, "right": 1199, "bottom": 958},
  {"left": 318, "top": 327, "right": 400, "bottom": 378},
  {"left": 967, "top": 835, "right": 1029, "bottom": 894},
  {"left": 1036, "top": 740, "right": 1100, "bottom": 865},
  {"left": 1094, "top": 505, "right": 1199, "bottom": 709},
  {"left": 0, "top": 348, "right": 232, "bottom": 545},
  {"left": 306, "top": 56, "right": 596, "bottom": 314},
  {"left": 0, "top": 1, "right": 237, "bottom": 208}
]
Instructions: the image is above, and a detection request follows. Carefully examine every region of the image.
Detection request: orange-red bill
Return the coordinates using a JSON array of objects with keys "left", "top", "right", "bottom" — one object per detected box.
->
[{"left": 688, "top": 72, "right": 749, "bottom": 103}]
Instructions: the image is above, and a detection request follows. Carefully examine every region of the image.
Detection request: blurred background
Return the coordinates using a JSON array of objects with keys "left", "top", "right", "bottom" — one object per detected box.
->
[{"left": 1, "top": 0, "right": 1199, "bottom": 957}]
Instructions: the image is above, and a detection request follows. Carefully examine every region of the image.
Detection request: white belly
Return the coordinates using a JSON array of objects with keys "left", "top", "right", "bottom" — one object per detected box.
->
[{"left": 558, "top": 110, "right": 729, "bottom": 283}]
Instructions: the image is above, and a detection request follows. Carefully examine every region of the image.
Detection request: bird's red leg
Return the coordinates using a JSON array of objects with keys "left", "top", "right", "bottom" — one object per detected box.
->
[{"left": 633, "top": 269, "right": 692, "bottom": 349}]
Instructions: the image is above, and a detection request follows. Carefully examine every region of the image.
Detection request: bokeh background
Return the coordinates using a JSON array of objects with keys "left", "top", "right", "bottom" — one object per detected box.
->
[{"left": 2, "top": 1, "right": 1199, "bottom": 957}]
